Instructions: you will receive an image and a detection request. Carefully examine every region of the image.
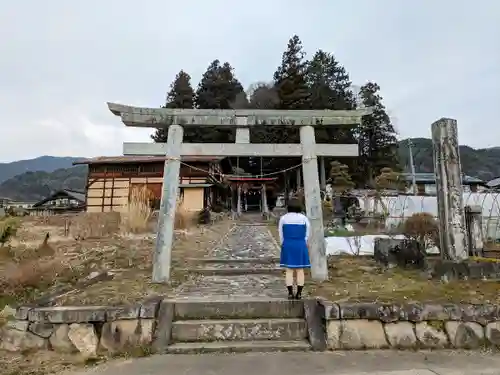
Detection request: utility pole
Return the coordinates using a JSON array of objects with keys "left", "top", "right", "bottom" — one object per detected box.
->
[{"left": 408, "top": 139, "right": 417, "bottom": 195}]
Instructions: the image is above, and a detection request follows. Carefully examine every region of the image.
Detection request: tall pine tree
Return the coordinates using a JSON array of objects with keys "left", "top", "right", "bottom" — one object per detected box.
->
[
  {"left": 356, "top": 82, "right": 399, "bottom": 186},
  {"left": 306, "top": 50, "right": 356, "bottom": 144},
  {"left": 151, "top": 70, "right": 194, "bottom": 142},
  {"left": 273, "top": 35, "right": 310, "bottom": 110},
  {"left": 195, "top": 60, "right": 245, "bottom": 142}
]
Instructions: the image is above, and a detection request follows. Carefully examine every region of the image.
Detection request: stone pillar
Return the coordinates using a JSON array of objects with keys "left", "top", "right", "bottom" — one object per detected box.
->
[
  {"left": 261, "top": 184, "right": 269, "bottom": 217},
  {"left": 296, "top": 168, "right": 302, "bottom": 190},
  {"left": 237, "top": 184, "right": 242, "bottom": 216},
  {"left": 432, "top": 118, "right": 468, "bottom": 261},
  {"left": 153, "top": 124, "right": 183, "bottom": 283},
  {"left": 465, "top": 205, "right": 483, "bottom": 257},
  {"left": 319, "top": 157, "right": 327, "bottom": 190},
  {"left": 300, "top": 125, "right": 328, "bottom": 281}
]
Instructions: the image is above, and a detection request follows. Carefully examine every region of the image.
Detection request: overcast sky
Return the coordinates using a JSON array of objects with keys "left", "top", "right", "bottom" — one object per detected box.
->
[{"left": 1, "top": 0, "right": 499, "bottom": 162}]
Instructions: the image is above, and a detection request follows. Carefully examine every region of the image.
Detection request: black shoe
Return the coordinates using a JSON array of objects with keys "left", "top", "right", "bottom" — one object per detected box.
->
[
  {"left": 295, "top": 285, "right": 304, "bottom": 300},
  {"left": 287, "top": 285, "right": 294, "bottom": 300}
]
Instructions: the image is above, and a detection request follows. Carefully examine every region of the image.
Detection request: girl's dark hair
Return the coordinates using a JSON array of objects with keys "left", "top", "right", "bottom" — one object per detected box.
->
[{"left": 287, "top": 199, "right": 303, "bottom": 213}]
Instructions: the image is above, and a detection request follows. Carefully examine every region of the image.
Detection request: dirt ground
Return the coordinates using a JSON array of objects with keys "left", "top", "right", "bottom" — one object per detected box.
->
[
  {"left": 0, "top": 214, "right": 233, "bottom": 308},
  {"left": 0, "top": 213, "right": 234, "bottom": 375},
  {"left": 268, "top": 224, "right": 500, "bottom": 304}
]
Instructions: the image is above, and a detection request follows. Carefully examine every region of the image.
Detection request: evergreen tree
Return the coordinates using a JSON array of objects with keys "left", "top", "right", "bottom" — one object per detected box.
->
[
  {"left": 195, "top": 60, "right": 245, "bottom": 142},
  {"left": 273, "top": 35, "right": 310, "bottom": 110},
  {"left": 306, "top": 50, "right": 357, "bottom": 145},
  {"left": 356, "top": 82, "right": 400, "bottom": 186},
  {"left": 306, "top": 50, "right": 354, "bottom": 111},
  {"left": 151, "top": 70, "right": 194, "bottom": 142}
]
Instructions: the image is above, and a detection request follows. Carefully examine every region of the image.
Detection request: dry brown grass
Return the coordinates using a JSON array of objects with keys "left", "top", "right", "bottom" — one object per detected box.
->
[
  {"left": 71, "top": 212, "right": 121, "bottom": 239},
  {"left": 267, "top": 223, "right": 500, "bottom": 304},
  {"left": 174, "top": 204, "right": 195, "bottom": 230},
  {"left": 309, "top": 256, "right": 500, "bottom": 304},
  {"left": 120, "top": 186, "right": 153, "bottom": 234}
]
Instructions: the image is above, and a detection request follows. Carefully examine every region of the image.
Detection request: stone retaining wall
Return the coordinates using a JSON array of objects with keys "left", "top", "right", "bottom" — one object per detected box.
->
[
  {"left": 4, "top": 299, "right": 500, "bottom": 356},
  {"left": 1, "top": 299, "right": 161, "bottom": 356},
  {"left": 318, "top": 300, "right": 500, "bottom": 350}
]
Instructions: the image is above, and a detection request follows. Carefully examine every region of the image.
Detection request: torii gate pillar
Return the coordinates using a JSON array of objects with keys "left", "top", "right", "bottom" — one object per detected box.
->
[{"left": 300, "top": 125, "right": 328, "bottom": 280}]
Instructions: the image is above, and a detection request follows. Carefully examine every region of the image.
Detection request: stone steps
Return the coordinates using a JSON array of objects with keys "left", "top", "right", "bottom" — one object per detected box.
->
[
  {"left": 172, "top": 318, "right": 307, "bottom": 342},
  {"left": 174, "top": 299, "right": 304, "bottom": 319},
  {"left": 187, "top": 257, "right": 280, "bottom": 264},
  {"left": 180, "top": 267, "right": 282, "bottom": 276},
  {"left": 163, "top": 299, "right": 311, "bottom": 354},
  {"left": 166, "top": 340, "right": 311, "bottom": 354}
]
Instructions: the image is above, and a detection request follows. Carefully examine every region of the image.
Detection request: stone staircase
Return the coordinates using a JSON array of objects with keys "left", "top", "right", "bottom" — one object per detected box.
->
[{"left": 164, "top": 299, "right": 311, "bottom": 353}]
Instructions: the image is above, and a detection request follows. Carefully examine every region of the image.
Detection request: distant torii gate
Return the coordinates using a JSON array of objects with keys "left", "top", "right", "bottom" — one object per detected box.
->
[{"left": 107, "top": 103, "right": 371, "bottom": 283}]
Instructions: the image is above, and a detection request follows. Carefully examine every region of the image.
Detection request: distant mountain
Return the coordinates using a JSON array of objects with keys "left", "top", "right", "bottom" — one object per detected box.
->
[
  {"left": 0, "top": 156, "right": 82, "bottom": 184},
  {"left": 0, "top": 166, "right": 88, "bottom": 201},
  {"left": 398, "top": 138, "right": 500, "bottom": 181}
]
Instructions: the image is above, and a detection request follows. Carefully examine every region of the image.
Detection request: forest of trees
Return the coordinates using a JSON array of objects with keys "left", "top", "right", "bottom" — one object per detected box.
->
[{"left": 151, "top": 35, "right": 399, "bottom": 188}]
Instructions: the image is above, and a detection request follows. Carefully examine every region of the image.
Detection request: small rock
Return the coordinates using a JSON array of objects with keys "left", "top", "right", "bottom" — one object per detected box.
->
[
  {"left": 327, "top": 320, "right": 388, "bottom": 349},
  {"left": 415, "top": 322, "right": 448, "bottom": 348},
  {"left": 68, "top": 323, "right": 98, "bottom": 358},
  {"left": 485, "top": 321, "right": 500, "bottom": 346},
  {"left": 0, "top": 328, "right": 47, "bottom": 352},
  {"left": 139, "top": 319, "right": 155, "bottom": 345},
  {"left": 100, "top": 320, "right": 139, "bottom": 352},
  {"left": 29, "top": 322, "right": 54, "bottom": 338},
  {"left": 446, "top": 321, "right": 484, "bottom": 349},
  {"left": 384, "top": 322, "right": 417, "bottom": 348},
  {"left": 50, "top": 324, "right": 78, "bottom": 353}
]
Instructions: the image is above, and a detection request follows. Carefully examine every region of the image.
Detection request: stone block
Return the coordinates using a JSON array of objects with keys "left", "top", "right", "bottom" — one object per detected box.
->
[
  {"left": 50, "top": 324, "right": 78, "bottom": 353},
  {"left": 6, "top": 320, "right": 29, "bottom": 331},
  {"left": 445, "top": 321, "right": 484, "bottom": 349},
  {"left": 68, "top": 323, "right": 99, "bottom": 358},
  {"left": 29, "top": 306, "right": 107, "bottom": 323},
  {"left": 100, "top": 319, "right": 140, "bottom": 353},
  {"left": 485, "top": 321, "right": 500, "bottom": 346},
  {"left": 29, "top": 322, "right": 54, "bottom": 338},
  {"left": 384, "top": 322, "right": 417, "bottom": 348},
  {"left": 139, "top": 296, "right": 162, "bottom": 318},
  {"left": 139, "top": 319, "right": 155, "bottom": 346},
  {"left": 326, "top": 320, "right": 388, "bottom": 350},
  {"left": 15, "top": 306, "right": 32, "bottom": 320},
  {"left": 373, "top": 238, "right": 405, "bottom": 267},
  {"left": 0, "top": 327, "right": 48, "bottom": 352},
  {"left": 415, "top": 322, "right": 449, "bottom": 348},
  {"left": 152, "top": 300, "right": 174, "bottom": 353},
  {"left": 105, "top": 305, "right": 140, "bottom": 321},
  {"left": 326, "top": 321, "right": 342, "bottom": 349},
  {"left": 172, "top": 318, "right": 306, "bottom": 342},
  {"left": 174, "top": 299, "right": 304, "bottom": 320},
  {"left": 303, "top": 299, "right": 327, "bottom": 351},
  {"left": 318, "top": 300, "right": 340, "bottom": 320}
]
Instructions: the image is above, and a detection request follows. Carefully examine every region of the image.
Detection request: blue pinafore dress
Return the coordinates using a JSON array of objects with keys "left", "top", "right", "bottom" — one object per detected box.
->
[{"left": 279, "top": 212, "right": 311, "bottom": 269}]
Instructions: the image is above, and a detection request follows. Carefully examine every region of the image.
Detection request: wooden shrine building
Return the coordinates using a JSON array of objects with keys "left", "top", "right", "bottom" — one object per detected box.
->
[{"left": 74, "top": 156, "right": 226, "bottom": 213}]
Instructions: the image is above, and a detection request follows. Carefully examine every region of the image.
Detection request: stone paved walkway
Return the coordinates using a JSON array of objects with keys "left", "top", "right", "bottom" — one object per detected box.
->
[{"left": 173, "top": 220, "right": 287, "bottom": 299}]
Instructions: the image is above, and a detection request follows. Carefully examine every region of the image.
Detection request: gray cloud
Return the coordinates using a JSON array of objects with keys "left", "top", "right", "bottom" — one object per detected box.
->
[{"left": 1, "top": 0, "right": 499, "bottom": 162}]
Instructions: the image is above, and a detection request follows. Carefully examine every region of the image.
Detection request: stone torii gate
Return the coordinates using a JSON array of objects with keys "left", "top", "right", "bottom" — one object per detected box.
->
[{"left": 107, "top": 103, "right": 371, "bottom": 283}]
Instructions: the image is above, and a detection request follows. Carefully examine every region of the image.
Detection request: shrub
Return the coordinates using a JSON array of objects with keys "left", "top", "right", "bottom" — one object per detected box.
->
[
  {"left": 402, "top": 212, "right": 439, "bottom": 249},
  {"left": 120, "top": 186, "right": 153, "bottom": 233},
  {"left": 0, "top": 217, "right": 20, "bottom": 246},
  {"left": 197, "top": 208, "right": 211, "bottom": 225}
]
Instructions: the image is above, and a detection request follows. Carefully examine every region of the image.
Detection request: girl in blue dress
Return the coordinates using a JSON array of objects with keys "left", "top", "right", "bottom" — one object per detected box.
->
[{"left": 278, "top": 199, "right": 311, "bottom": 299}]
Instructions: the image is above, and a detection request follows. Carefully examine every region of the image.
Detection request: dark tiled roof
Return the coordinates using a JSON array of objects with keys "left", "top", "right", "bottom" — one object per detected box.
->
[
  {"left": 73, "top": 155, "right": 224, "bottom": 165},
  {"left": 401, "top": 172, "right": 484, "bottom": 184}
]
